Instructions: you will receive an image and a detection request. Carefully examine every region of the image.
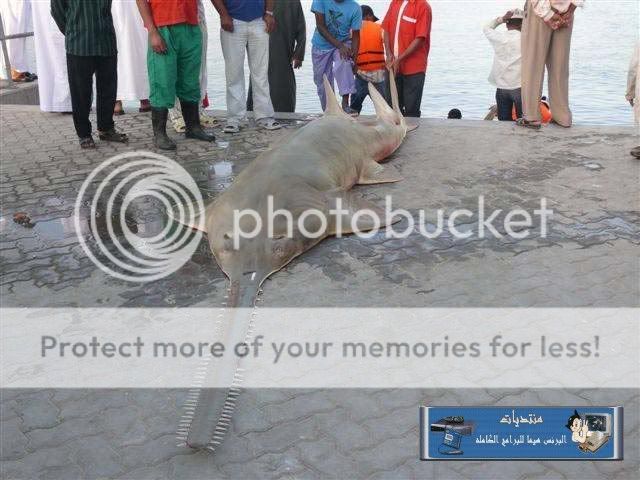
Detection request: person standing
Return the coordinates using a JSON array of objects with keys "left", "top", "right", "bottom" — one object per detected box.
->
[
  {"left": 311, "top": 0, "right": 361, "bottom": 114},
  {"left": 247, "top": 0, "right": 306, "bottom": 113},
  {"left": 213, "top": 0, "right": 280, "bottom": 133},
  {"left": 483, "top": 9, "right": 524, "bottom": 121},
  {"left": 51, "top": 0, "right": 128, "bottom": 149},
  {"left": 30, "top": 0, "right": 71, "bottom": 112},
  {"left": 519, "top": 0, "right": 584, "bottom": 129},
  {"left": 382, "top": 0, "right": 432, "bottom": 118},
  {"left": 135, "top": 0, "right": 215, "bottom": 150},
  {"left": 111, "top": 0, "right": 150, "bottom": 115},
  {"left": 0, "top": 0, "right": 36, "bottom": 81},
  {"left": 626, "top": 43, "right": 640, "bottom": 159},
  {"left": 349, "top": 4, "right": 386, "bottom": 115}
]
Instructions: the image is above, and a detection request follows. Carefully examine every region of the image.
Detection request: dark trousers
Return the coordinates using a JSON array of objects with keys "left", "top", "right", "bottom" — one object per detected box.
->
[
  {"left": 396, "top": 72, "right": 425, "bottom": 117},
  {"left": 66, "top": 54, "right": 117, "bottom": 138},
  {"left": 350, "top": 74, "right": 387, "bottom": 113},
  {"left": 496, "top": 87, "right": 522, "bottom": 121}
]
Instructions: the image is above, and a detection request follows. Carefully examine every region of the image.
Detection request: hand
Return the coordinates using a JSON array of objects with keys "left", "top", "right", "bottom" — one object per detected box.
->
[
  {"left": 545, "top": 12, "right": 563, "bottom": 30},
  {"left": 221, "top": 14, "right": 234, "bottom": 32},
  {"left": 338, "top": 43, "right": 352, "bottom": 60},
  {"left": 292, "top": 58, "right": 303, "bottom": 69},
  {"left": 149, "top": 29, "right": 167, "bottom": 54},
  {"left": 558, "top": 10, "right": 574, "bottom": 28},
  {"left": 630, "top": 98, "right": 635, "bottom": 107},
  {"left": 502, "top": 10, "right": 514, "bottom": 22},
  {"left": 264, "top": 14, "right": 275, "bottom": 33},
  {"left": 385, "top": 53, "right": 395, "bottom": 70}
]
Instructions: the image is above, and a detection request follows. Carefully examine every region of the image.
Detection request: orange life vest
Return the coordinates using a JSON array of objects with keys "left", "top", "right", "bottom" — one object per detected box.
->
[
  {"left": 357, "top": 21, "right": 385, "bottom": 72},
  {"left": 512, "top": 101, "right": 552, "bottom": 123}
]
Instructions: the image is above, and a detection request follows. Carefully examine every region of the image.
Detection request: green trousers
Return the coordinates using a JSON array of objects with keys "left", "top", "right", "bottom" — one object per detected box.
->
[{"left": 148, "top": 24, "right": 202, "bottom": 109}]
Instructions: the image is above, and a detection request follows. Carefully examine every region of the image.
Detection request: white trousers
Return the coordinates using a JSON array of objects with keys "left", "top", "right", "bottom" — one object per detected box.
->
[{"left": 220, "top": 18, "right": 274, "bottom": 124}]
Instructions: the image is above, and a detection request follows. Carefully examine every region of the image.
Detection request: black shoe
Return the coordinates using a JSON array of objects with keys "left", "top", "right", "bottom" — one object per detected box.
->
[
  {"left": 151, "top": 107, "right": 177, "bottom": 150},
  {"left": 180, "top": 100, "right": 215, "bottom": 142},
  {"left": 98, "top": 127, "right": 128, "bottom": 143}
]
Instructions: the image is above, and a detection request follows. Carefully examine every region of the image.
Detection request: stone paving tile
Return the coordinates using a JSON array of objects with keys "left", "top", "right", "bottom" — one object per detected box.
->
[{"left": 1, "top": 108, "right": 639, "bottom": 478}]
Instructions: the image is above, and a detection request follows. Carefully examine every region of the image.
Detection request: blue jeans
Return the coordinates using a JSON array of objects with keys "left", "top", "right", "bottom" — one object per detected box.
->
[{"left": 350, "top": 73, "right": 387, "bottom": 113}]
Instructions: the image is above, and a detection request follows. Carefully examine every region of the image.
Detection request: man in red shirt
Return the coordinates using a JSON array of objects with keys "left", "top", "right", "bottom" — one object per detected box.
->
[
  {"left": 381, "top": 0, "right": 432, "bottom": 117},
  {"left": 136, "top": 0, "right": 215, "bottom": 150}
]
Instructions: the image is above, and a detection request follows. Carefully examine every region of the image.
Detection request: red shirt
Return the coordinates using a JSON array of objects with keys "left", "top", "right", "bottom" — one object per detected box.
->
[
  {"left": 149, "top": 0, "right": 199, "bottom": 28},
  {"left": 382, "top": 0, "right": 432, "bottom": 76}
]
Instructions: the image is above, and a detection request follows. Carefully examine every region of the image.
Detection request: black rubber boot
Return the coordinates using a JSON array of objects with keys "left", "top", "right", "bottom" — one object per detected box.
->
[
  {"left": 181, "top": 101, "right": 216, "bottom": 142},
  {"left": 151, "top": 107, "right": 176, "bottom": 151}
]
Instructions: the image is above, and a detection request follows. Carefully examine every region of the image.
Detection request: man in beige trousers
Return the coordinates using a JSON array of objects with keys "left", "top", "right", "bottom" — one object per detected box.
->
[{"left": 519, "top": 0, "right": 584, "bottom": 129}]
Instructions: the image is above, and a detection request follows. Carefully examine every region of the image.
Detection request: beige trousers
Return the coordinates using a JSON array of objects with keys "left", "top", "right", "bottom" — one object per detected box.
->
[{"left": 521, "top": 0, "right": 574, "bottom": 126}]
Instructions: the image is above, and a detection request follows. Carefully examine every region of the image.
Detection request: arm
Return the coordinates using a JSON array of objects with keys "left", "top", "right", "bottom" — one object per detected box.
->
[
  {"left": 627, "top": 45, "right": 639, "bottom": 105},
  {"left": 50, "top": 0, "right": 67, "bottom": 35},
  {"left": 292, "top": 2, "right": 306, "bottom": 67},
  {"left": 211, "top": 0, "right": 234, "bottom": 32},
  {"left": 135, "top": 0, "right": 167, "bottom": 53},
  {"left": 351, "top": 29, "right": 360, "bottom": 63},
  {"left": 482, "top": 16, "right": 504, "bottom": 43},
  {"left": 263, "top": 0, "right": 275, "bottom": 33},
  {"left": 314, "top": 12, "right": 351, "bottom": 58}
]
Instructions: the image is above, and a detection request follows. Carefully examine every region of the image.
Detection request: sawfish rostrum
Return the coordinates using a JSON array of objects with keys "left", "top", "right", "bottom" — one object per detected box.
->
[{"left": 177, "top": 72, "right": 413, "bottom": 450}]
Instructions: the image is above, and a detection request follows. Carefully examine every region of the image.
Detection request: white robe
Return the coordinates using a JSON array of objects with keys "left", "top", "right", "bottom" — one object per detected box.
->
[
  {"left": 111, "top": 0, "right": 149, "bottom": 101},
  {"left": 0, "top": 0, "right": 33, "bottom": 74},
  {"left": 30, "top": 0, "right": 71, "bottom": 112},
  {"left": 627, "top": 43, "right": 640, "bottom": 127}
]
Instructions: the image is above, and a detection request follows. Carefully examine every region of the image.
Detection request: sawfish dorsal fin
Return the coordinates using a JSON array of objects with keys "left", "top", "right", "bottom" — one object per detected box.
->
[{"left": 322, "top": 75, "right": 351, "bottom": 119}]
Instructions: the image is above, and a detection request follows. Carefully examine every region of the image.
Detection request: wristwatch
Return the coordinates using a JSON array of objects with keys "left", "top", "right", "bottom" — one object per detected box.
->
[{"left": 265, "top": 10, "right": 274, "bottom": 16}]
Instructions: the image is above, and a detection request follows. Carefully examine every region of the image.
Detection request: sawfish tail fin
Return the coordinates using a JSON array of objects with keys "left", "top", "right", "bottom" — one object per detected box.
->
[{"left": 322, "top": 75, "right": 351, "bottom": 119}]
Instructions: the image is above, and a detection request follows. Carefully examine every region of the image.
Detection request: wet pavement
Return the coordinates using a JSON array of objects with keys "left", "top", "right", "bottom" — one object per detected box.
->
[{"left": 1, "top": 106, "right": 639, "bottom": 478}]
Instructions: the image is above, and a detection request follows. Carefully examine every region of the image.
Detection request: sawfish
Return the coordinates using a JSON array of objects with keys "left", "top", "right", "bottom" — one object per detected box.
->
[{"left": 175, "top": 72, "right": 413, "bottom": 451}]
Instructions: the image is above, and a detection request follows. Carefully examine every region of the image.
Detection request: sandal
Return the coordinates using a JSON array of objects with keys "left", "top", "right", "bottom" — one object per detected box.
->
[
  {"left": 223, "top": 123, "right": 240, "bottom": 134},
  {"left": 139, "top": 100, "right": 151, "bottom": 113},
  {"left": 516, "top": 118, "right": 541, "bottom": 130},
  {"left": 98, "top": 128, "right": 129, "bottom": 143},
  {"left": 259, "top": 119, "right": 282, "bottom": 131},
  {"left": 79, "top": 136, "right": 96, "bottom": 149},
  {"left": 24, "top": 72, "right": 38, "bottom": 81}
]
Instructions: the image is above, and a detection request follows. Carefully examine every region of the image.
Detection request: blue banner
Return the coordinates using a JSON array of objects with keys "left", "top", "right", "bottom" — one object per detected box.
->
[{"left": 420, "top": 406, "right": 623, "bottom": 460}]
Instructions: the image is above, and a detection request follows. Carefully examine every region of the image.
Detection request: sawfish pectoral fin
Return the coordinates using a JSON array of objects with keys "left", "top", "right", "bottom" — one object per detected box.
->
[
  {"left": 166, "top": 201, "right": 208, "bottom": 233},
  {"left": 325, "top": 190, "right": 400, "bottom": 235},
  {"left": 358, "top": 162, "right": 403, "bottom": 185},
  {"left": 322, "top": 74, "right": 352, "bottom": 120}
]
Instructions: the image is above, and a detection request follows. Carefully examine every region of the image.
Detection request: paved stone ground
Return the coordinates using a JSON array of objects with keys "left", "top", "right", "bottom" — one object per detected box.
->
[{"left": 1, "top": 106, "right": 639, "bottom": 478}]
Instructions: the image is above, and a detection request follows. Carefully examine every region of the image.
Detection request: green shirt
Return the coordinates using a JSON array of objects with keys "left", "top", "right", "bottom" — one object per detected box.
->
[{"left": 51, "top": 0, "right": 117, "bottom": 57}]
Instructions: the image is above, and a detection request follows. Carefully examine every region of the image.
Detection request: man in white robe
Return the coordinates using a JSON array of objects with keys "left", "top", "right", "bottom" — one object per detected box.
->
[
  {"left": 0, "top": 0, "right": 35, "bottom": 80},
  {"left": 30, "top": 0, "right": 71, "bottom": 112},
  {"left": 627, "top": 43, "right": 640, "bottom": 158},
  {"left": 111, "top": 0, "right": 150, "bottom": 114}
]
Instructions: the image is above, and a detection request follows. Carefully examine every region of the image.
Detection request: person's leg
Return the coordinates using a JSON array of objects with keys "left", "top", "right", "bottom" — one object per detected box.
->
[
  {"left": 66, "top": 54, "right": 95, "bottom": 140},
  {"left": 95, "top": 55, "right": 118, "bottom": 134},
  {"left": 402, "top": 72, "right": 425, "bottom": 117},
  {"left": 395, "top": 74, "right": 406, "bottom": 115},
  {"left": 521, "top": 1, "right": 552, "bottom": 123},
  {"left": 148, "top": 26, "right": 179, "bottom": 149},
  {"left": 247, "top": 18, "right": 275, "bottom": 123},
  {"left": 496, "top": 88, "right": 512, "bottom": 121},
  {"left": 349, "top": 75, "right": 368, "bottom": 113},
  {"left": 220, "top": 19, "right": 247, "bottom": 128},
  {"left": 332, "top": 44, "right": 356, "bottom": 112},
  {"left": 546, "top": 23, "right": 573, "bottom": 127},
  {"left": 175, "top": 24, "right": 213, "bottom": 141},
  {"left": 312, "top": 47, "right": 335, "bottom": 111},
  {"left": 513, "top": 88, "right": 523, "bottom": 119}
]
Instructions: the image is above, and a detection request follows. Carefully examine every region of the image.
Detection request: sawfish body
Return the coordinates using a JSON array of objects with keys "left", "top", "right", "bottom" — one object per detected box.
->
[{"left": 178, "top": 75, "right": 412, "bottom": 450}]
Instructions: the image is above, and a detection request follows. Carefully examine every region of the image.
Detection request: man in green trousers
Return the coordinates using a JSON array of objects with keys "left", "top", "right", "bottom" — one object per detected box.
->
[{"left": 135, "top": 0, "right": 215, "bottom": 150}]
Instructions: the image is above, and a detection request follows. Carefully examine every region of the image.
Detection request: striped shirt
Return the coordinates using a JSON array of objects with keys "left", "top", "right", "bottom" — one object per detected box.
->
[{"left": 51, "top": 0, "right": 118, "bottom": 56}]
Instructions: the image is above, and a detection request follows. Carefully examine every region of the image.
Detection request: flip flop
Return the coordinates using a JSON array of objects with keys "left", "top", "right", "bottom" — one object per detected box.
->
[
  {"left": 79, "top": 136, "right": 96, "bottom": 149},
  {"left": 259, "top": 119, "right": 282, "bottom": 131},
  {"left": 98, "top": 128, "right": 128, "bottom": 143},
  {"left": 516, "top": 118, "right": 542, "bottom": 130},
  {"left": 223, "top": 123, "right": 240, "bottom": 134}
]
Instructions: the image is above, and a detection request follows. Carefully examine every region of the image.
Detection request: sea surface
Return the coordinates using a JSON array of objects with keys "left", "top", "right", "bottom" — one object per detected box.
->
[
  {"left": 203, "top": 0, "right": 639, "bottom": 125},
  {"left": 5, "top": 0, "right": 638, "bottom": 125}
]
